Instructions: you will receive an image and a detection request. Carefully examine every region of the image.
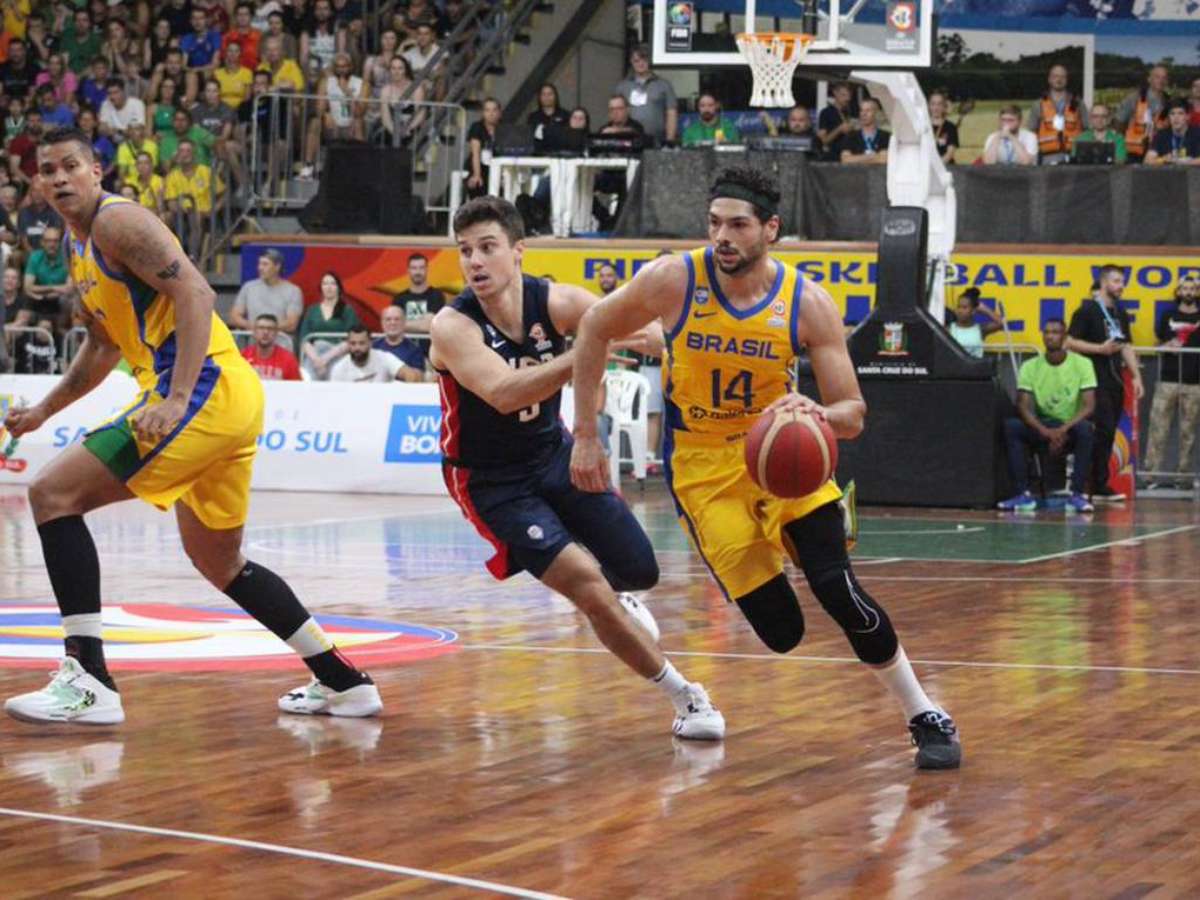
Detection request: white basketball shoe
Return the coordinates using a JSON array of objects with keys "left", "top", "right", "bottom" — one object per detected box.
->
[
  {"left": 278, "top": 679, "right": 383, "bottom": 717},
  {"left": 618, "top": 592, "right": 661, "bottom": 643},
  {"left": 671, "top": 682, "right": 725, "bottom": 741},
  {"left": 4, "top": 658, "right": 125, "bottom": 725}
]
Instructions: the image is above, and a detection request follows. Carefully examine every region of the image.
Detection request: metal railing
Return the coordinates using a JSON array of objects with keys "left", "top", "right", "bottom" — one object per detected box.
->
[{"left": 2, "top": 325, "right": 58, "bottom": 374}]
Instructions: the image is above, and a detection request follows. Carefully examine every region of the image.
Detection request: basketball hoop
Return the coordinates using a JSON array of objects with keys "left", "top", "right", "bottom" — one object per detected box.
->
[{"left": 735, "top": 33, "right": 814, "bottom": 109}]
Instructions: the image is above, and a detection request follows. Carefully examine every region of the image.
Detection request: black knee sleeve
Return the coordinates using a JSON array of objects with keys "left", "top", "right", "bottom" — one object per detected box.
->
[
  {"left": 600, "top": 545, "right": 660, "bottom": 593},
  {"left": 784, "top": 504, "right": 899, "bottom": 665},
  {"left": 736, "top": 573, "right": 805, "bottom": 654}
]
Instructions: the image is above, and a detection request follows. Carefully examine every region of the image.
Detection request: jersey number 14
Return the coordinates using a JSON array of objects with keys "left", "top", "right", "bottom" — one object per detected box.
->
[{"left": 711, "top": 368, "right": 753, "bottom": 409}]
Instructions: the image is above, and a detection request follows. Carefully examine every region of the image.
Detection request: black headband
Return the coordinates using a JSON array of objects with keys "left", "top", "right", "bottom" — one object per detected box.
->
[{"left": 709, "top": 182, "right": 778, "bottom": 217}]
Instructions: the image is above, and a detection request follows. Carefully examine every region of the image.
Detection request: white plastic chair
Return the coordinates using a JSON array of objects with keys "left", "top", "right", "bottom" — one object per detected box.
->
[{"left": 604, "top": 369, "right": 651, "bottom": 487}]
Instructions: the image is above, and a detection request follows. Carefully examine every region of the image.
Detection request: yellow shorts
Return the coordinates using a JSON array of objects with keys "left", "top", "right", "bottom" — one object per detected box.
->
[
  {"left": 83, "top": 354, "right": 263, "bottom": 530},
  {"left": 664, "top": 428, "right": 842, "bottom": 600}
]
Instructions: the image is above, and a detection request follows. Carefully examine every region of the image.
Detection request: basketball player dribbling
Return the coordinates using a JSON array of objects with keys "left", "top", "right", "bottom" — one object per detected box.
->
[
  {"left": 2, "top": 128, "right": 380, "bottom": 725},
  {"left": 429, "top": 196, "right": 724, "bottom": 741},
  {"left": 568, "top": 167, "right": 961, "bottom": 769}
]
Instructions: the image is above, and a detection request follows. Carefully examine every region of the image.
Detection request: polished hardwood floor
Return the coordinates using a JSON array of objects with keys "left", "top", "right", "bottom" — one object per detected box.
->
[{"left": 0, "top": 485, "right": 1198, "bottom": 899}]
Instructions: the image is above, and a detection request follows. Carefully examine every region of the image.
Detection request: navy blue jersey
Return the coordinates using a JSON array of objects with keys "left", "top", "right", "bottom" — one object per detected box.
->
[{"left": 438, "top": 275, "right": 567, "bottom": 469}]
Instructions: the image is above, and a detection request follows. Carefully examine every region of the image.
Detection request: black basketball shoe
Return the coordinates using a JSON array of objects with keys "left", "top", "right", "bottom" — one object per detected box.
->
[{"left": 908, "top": 710, "right": 962, "bottom": 770}]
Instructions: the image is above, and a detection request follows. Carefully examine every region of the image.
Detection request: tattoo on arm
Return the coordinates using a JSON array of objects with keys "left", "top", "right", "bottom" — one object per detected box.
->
[{"left": 156, "top": 260, "right": 182, "bottom": 281}]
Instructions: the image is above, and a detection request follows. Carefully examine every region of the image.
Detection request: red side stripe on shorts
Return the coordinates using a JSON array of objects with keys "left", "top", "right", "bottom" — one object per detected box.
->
[
  {"left": 444, "top": 464, "right": 510, "bottom": 579},
  {"left": 437, "top": 374, "right": 460, "bottom": 459}
]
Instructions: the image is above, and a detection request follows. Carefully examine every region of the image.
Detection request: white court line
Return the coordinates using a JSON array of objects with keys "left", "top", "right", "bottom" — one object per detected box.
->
[
  {"left": 856, "top": 574, "right": 1200, "bottom": 584},
  {"left": 0, "top": 808, "right": 566, "bottom": 900},
  {"left": 458, "top": 643, "right": 1200, "bottom": 676},
  {"left": 1018, "top": 524, "right": 1198, "bottom": 564}
]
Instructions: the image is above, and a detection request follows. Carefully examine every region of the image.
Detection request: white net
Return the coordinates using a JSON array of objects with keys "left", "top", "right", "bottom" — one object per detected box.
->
[{"left": 735, "top": 33, "right": 812, "bottom": 109}]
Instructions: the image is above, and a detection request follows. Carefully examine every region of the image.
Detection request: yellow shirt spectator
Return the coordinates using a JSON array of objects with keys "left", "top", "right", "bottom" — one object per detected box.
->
[
  {"left": 115, "top": 139, "right": 160, "bottom": 182},
  {"left": 257, "top": 58, "right": 305, "bottom": 92},
  {"left": 165, "top": 164, "right": 225, "bottom": 214},
  {"left": 214, "top": 65, "right": 254, "bottom": 108},
  {"left": 127, "top": 170, "right": 165, "bottom": 211},
  {"left": 3, "top": 0, "right": 30, "bottom": 40}
]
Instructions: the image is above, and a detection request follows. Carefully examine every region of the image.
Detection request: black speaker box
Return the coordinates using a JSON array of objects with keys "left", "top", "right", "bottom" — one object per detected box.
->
[{"left": 300, "top": 144, "right": 421, "bottom": 234}]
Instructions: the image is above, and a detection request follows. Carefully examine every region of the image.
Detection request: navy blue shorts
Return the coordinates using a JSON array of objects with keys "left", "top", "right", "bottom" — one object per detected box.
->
[{"left": 443, "top": 438, "right": 659, "bottom": 588}]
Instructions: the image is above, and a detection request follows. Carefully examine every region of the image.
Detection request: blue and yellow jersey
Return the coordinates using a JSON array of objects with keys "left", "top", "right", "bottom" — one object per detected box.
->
[
  {"left": 67, "top": 193, "right": 240, "bottom": 392},
  {"left": 664, "top": 246, "right": 804, "bottom": 439}
]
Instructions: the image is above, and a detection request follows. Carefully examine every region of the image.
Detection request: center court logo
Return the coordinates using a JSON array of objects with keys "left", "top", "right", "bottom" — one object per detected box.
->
[
  {"left": 384, "top": 404, "right": 442, "bottom": 463},
  {"left": 0, "top": 604, "right": 458, "bottom": 670}
]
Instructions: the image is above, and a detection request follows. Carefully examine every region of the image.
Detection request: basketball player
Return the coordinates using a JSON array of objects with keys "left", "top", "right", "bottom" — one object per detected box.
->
[
  {"left": 568, "top": 167, "right": 961, "bottom": 769},
  {"left": 2, "top": 128, "right": 381, "bottom": 725},
  {"left": 429, "top": 196, "right": 723, "bottom": 741}
]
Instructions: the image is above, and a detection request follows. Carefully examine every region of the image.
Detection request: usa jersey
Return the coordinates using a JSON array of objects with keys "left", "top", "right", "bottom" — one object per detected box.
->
[
  {"left": 438, "top": 275, "right": 566, "bottom": 469},
  {"left": 665, "top": 246, "right": 804, "bottom": 438}
]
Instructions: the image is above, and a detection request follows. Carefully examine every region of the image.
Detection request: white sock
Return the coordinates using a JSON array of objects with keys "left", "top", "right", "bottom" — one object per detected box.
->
[
  {"left": 652, "top": 660, "right": 688, "bottom": 697},
  {"left": 285, "top": 617, "right": 334, "bottom": 658},
  {"left": 871, "top": 646, "right": 937, "bottom": 721},
  {"left": 62, "top": 613, "right": 103, "bottom": 639}
]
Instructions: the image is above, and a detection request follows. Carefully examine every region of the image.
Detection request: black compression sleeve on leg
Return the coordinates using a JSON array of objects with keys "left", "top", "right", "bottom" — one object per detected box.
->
[
  {"left": 222, "top": 560, "right": 312, "bottom": 640},
  {"left": 38, "top": 516, "right": 101, "bottom": 617},
  {"left": 735, "top": 573, "right": 805, "bottom": 653}
]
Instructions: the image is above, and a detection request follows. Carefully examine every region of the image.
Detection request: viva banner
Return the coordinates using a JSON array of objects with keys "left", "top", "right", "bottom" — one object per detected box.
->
[
  {"left": 243, "top": 243, "right": 1197, "bottom": 350},
  {"left": 0, "top": 374, "right": 576, "bottom": 496}
]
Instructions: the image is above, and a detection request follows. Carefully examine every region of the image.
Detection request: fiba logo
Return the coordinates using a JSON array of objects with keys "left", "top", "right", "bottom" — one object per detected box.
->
[
  {"left": 888, "top": 2, "right": 916, "bottom": 32},
  {"left": 667, "top": 2, "right": 693, "bottom": 25}
]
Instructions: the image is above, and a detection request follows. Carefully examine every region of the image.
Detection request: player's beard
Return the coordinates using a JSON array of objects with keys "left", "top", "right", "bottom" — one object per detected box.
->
[{"left": 714, "top": 241, "right": 765, "bottom": 276}]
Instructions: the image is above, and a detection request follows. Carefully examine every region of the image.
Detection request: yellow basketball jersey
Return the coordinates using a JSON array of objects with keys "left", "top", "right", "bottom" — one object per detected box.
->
[
  {"left": 68, "top": 194, "right": 240, "bottom": 391},
  {"left": 665, "top": 246, "right": 803, "bottom": 438}
]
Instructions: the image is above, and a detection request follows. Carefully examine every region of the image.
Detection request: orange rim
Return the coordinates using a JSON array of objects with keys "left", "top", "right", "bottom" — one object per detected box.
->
[{"left": 735, "top": 32, "right": 815, "bottom": 47}]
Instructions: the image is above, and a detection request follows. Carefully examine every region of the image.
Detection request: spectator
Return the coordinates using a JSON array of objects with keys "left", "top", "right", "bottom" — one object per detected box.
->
[
  {"left": 164, "top": 139, "right": 224, "bottom": 258},
  {"left": 78, "top": 56, "right": 112, "bottom": 113},
  {"left": 22, "top": 14, "right": 52, "bottom": 68},
  {"left": 239, "top": 69, "right": 288, "bottom": 192},
  {"left": 997, "top": 318, "right": 1096, "bottom": 513},
  {"left": 299, "top": 271, "right": 361, "bottom": 379},
  {"left": 127, "top": 150, "right": 166, "bottom": 218},
  {"left": 302, "top": 51, "right": 363, "bottom": 180},
  {"left": 98, "top": 77, "right": 146, "bottom": 141},
  {"left": 0, "top": 185, "right": 18, "bottom": 265},
  {"left": 928, "top": 90, "right": 958, "bottom": 165},
  {"left": 3, "top": 95, "right": 25, "bottom": 145},
  {"left": 391, "top": 252, "right": 444, "bottom": 333},
  {"left": 592, "top": 94, "right": 646, "bottom": 228},
  {"left": 15, "top": 178, "right": 61, "bottom": 253},
  {"left": 597, "top": 262, "right": 620, "bottom": 295},
  {"left": 403, "top": 19, "right": 441, "bottom": 85},
  {"left": 214, "top": 42, "right": 253, "bottom": 109},
  {"left": 193, "top": 78, "right": 244, "bottom": 190},
  {"left": 405, "top": 0, "right": 446, "bottom": 34},
  {"left": 114, "top": 120, "right": 159, "bottom": 181},
  {"left": 1142, "top": 276, "right": 1200, "bottom": 487},
  {"left": 614, "top": 44, "right": 677, "bottom": 146},
  {"left": 263, "top": 11, "right": 299, "bottom": 62},
  {"left": 839, "top": 97, "right": 889, "bottom": 165},
  {"left": 7, "top": 107, "right": 43, "bottom": 189},
  {"left": 526, "top": 82, "right": 568, "bottom": 151},
  {"left": 600, "top": 93, "right": 644, "bottom": 139},
  {"left": 242, "top": 313, "right": 303, "bottom": 380},
  {"left": 1065, "top": 264, "right": 1144, "bottom": 502},
  {"left": 464, "top": 96, "right": 499, "bottom": 198},
  {"left": 143, "top": 18, "right": 176, "bottom": 77},
  {"left": 947, "top": 288, "right": 1003, "bottom": 358},
  {"left": 3, "top": 264, "right": 31, "bottom": 331},
  {"left": 1190, "top": 76, "right": 1200, "bottom": 128},
  {"left": 222, "top": 3, "right": 262, "bottom": 71},
  {"left": 377, "top": 55, "right": 425, "bottom": 146},
  {"left": 1117, "top": 64, "right": 1170, "bottom": 163},
  {"left": 32, "top": 53, "right": 77, "bottom": 106},
  {"left": 59, "top": 8, "right": 101, "bottom": 76},
  {"left": 32, "top": 84, "right": 74, "bottom": 129},
  {"left": 160, "top": 0, "right": 194, "bottom": 38},
  {"left": 982, "top": 105, "right": 1037, "bottom": 166},
  {"left": 257, "top": 36, "right": 305, "bottom": 94},
  {"left": 180, "top": 6, "right": 223, "bottom": 74},
  {"left": 2, "top": 0, "right": 29, "bottom": 42},
  {"left": 330, "top": 324, "right": 407, "bottom": 382},
  {"left": 361, "top": 28, "right": 399, "bottom": 127},
  {"left": 817, "top": 81, "right": 855, "bottom": 161},
  {"left": 1144, "top": 100, "right": 1200, "bottom": 166},
  {"left": 372, "top": 305, "right": 426, "bottom": 381},
  {"left": 763, "top": 104, "right": 815, "bottom": 146},
  {"left": 160, "top": 107, "right": 215, "bottom": 169},
  {"left": 11, "top": 314, "right": 56, "bottom": 373},
  {"left": 301, "top": 0, "right": 344, "bottom": 80},
  {"left": 77, "top": 107, "right": 117, "bottom": 188},
  {"left": 330, "top": 0, "right": 365, "bottom": 33},
  {"left": 1072, "top": 103, "right": 1127, "bottom": 164},
  {"left": 229, "top": 247, "right": 303, "bottom": 336},
  {"left": 22, "top": 223, "right": 69, "bottom": 327},
  {"left": 150, "top": 48, "right": 199, "bottom": 110},
  {"left": 568, "top": 106, "right": 590, "bottom": 133},
  {"left": 1027, "top": 63, "right": 1082, "bottom": 165},
  {"left": 682, "top": 92, "right": 740, "bottom": 146},
  {"left": 148, "top": 75, "right": 180, "bottom": 136},
  {"left": 100, "top": 19, "right": 141, "bottom": 86},
  {"left": 1, "top": 39, "right": 40, "bottom": 100}
]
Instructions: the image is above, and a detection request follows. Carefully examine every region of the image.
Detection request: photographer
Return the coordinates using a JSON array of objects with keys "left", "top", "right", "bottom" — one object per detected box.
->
[
  {"left": 1066, "top": 266, "right": 1145, "bottom": 502},
  {"left": 982, "top": 105, "right": 1037, "bottom": 166}
]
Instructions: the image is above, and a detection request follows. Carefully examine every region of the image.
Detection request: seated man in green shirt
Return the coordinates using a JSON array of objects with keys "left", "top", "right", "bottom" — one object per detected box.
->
[
  {"left": 999, "top": 318, "right": 1097, "bottom": 513},
  {"left": 159, "top": 107, "right": 215, "bottom": 170},
  {"left": 682, "top": 93, "right": 741, "bottom": 147},
  {"left": 1071, "top": 102, "right": 1127, "bottom": 164}
]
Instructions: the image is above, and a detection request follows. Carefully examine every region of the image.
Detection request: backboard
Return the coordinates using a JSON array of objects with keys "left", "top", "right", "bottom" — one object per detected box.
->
[{"left": 651, "top": 0, "right": 933, "bottom": 70}]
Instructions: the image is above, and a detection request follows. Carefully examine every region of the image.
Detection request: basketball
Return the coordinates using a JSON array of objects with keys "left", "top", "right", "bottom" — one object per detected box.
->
[{"left": 744, "top": 408, "right": 838, "bottom": 498}]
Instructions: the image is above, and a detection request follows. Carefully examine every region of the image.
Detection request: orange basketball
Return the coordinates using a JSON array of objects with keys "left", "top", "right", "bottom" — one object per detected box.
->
[{"left": 744, "top": 408, "right": 838, "bottom": 498}]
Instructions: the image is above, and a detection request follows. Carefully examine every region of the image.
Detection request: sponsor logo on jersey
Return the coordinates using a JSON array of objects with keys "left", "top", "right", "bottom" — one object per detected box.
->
[
  {"left": 529, "top": 322, "right": 553, "bottom": 352},
  {"left": 693, "top": 287, "right": 710, "bottom": 305}
]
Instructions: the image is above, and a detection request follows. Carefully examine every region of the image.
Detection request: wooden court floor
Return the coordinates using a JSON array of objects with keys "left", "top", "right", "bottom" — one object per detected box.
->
[{"left": 0, "top": 484, "right": 1198, "bottom": 899}]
